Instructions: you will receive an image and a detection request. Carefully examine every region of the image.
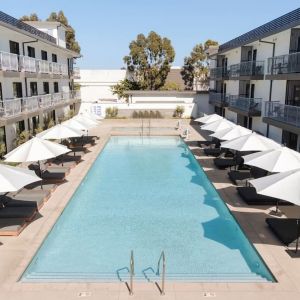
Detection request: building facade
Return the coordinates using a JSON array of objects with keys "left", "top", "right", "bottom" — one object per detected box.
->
[
  {"left": 208, "top": 8, "right": 300, "bottom": 151},
  {"left": 0, "top": 11, "right": 81, "bottom": 152}
]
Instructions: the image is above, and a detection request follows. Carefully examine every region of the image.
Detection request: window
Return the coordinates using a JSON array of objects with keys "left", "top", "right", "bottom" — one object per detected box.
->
[
  {"left": 282, "top": 131, "right": 298, "bottom": 151},
  {"left": 0, "top": 126, "right": 7, "bottom": 156},
  {"left": 30, "top": 82, "right": 38, "bottom": 96},
  {"left": 41, "top": 50, "right": 48, "bottom": 61},
  {"left": 27, "top": 46, "right": 35, "bottom": 58},
  {"left": 18, "top": 120, "right": 25, "bottom": 132},
  {"left": 54, "top": 82, "right": 59, "bottom": 93},
  {"left": 0, "top": 82, "right": 2, "bottom": 101},
  {"left": 52, "top": 54, "right": 57, "bottom": 63},
  {"left": 9, "top": 41, "right": 20, "bottom": 55},
  {"left": 32, "top": 116, "right": 39, "bottom": 131},
  {"left": 43, "top": 82, "right": 49, "bottom": 94},
  {"left": 13, "top": 82, "right": 22, "bottom": 98}
]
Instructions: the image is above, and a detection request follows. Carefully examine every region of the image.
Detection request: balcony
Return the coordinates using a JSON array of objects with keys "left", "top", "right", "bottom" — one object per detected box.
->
[
  {"left": 0, "top": 51, "right": 18, "bottom": 72},
  {"left": 228, "top": 95, "right": 262, "bottom": 116},
  {"left": 266, "top": 52, "right": 300, "bottom": 80},
  {"left": 263, "top": 101, "right": 300, "bottom": 134},
  {"left": 72, "top": 67, "right": 80, "bottom": 79},
  {"left": 229, "top": 60, "right": 265, "bottom": 80},
  {"left": 209, "top": 92, "right": 229, "bottom": 107},
  {"left": 19, "top": 56, "right": 37, "bottom": 73},
  {"left": 0, "top": 91, "right": 80, "bottom": 120},
  {"left": 210, "top": 67, "right": 229, "bottom": 80}
]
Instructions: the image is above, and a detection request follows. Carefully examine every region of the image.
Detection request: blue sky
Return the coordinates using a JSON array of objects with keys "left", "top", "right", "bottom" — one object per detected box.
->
[{"left": 0, "top": 1, "right": 299, "bottom": 69}]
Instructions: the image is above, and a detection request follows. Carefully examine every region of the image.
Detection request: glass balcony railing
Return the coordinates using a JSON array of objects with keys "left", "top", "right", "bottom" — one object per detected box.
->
[
  {"left": 209, "top": 92, "right": 229, "bottom": 106},
  {"left": 0, "top": 91, "right": 79, "bottom": 118},
  {"left": 0, "top": 51, "right": 18, "bottom": 71},
  {"left": 264, "top": 101, "right": 300, "bottom": 127},
  {"left": 230, "top": 60, "right": 265, "bottom": 78},
  {"left": 210, "top": 67, "right": 229, "bottom": 80},
  {"left": 19, "top": 55, "right": 37, "bottom": 73},
  {"left": 267, "top": 52, "right": 300, "bottom": 75},
  {"left": 229, "top": 95, "right": 262, "bottom": 115}
]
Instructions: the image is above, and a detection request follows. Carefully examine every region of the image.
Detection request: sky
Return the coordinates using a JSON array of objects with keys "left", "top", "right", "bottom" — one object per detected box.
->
[{"left": 0, "top": 1, "right": 299, "bottom": 69}]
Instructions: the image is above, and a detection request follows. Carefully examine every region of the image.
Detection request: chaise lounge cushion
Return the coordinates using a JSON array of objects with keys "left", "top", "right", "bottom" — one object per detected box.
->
[
  {"left": 0, "top": 218, "right": 27, "bottom": 236},
  {"left": 266, "top": 218, "right": 300, "bottom": 246},
  {"left": 0, "top": 206, "right": 37, "bottom": 221}
]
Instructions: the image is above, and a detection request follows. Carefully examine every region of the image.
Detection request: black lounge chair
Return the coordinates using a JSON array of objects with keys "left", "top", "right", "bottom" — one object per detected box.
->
[
  {"left": 0, "top": 206, "right": 37, "bottom": 221},
  {"left": 228, "top": 167, "right": 267, "bottom": 186},
  {"left": 24, "top": 181, "right": 57, "bottom": 192},
  {"left": 214, "top": 156, "right": 244, "bottom": 169},
  {"left": 204, "top": 148, "right": 223, "bottom": 157},
  {"left": 237, "top": 187, "right": 293, "bottom": 205},
  {"left": 266, "top": 218, "right": 300, "bottom": 246},
  {"left": 0, "top": 218, "right": 27, "bottom": 236},
  {"left": 198, "top": 140, "right": 220, "bottom": 148},
  {"left": 1, "top": 195, "right": 43, "bottom": 210}
]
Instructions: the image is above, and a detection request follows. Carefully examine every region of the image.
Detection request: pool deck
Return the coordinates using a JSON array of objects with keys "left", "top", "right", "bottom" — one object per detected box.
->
[{"left": 1, "top": 118, "right": 300, "bottom": 299}]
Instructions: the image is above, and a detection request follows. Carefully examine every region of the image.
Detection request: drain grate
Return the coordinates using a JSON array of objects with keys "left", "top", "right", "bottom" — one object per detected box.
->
[
  {"left": 203, "top": 292, "right": 216, "bottom": 298},
  {"left": 78, "top": 291, "right": 92, "bottom": 297}
]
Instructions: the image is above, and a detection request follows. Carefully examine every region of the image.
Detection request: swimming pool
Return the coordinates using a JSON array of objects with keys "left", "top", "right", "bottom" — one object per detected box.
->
[{"left": 22, "top": 136, "right": 274, "bottom": 282}]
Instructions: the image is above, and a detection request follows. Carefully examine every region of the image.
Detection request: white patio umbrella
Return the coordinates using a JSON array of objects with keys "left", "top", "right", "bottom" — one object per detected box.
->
[
  {"left": 201, "top": 118, "right": 235, "bottom": 133},
  {"left": 243, "top": 147, "right": 300, "bottom": 173},
  {"left": 36, "top": 124, "right": 83, "bottom": 140},
  {"left": 250, "top": 169, "right": 300, "bottom": 251},
  {"left": 73, "top": 115, "right": 99, "bottom": 129},
  {"left": 195, "top": 114, "right": 223, "bottom": 124},
  {"left": 221, "top": 132, "right": 281, "bottom": 152},
  {"left": 0, "top": 164, "right": 41, "bottom": 193},
  {"left": 62, "top": 118, "right": 90, "bottom": 131},
  {"left": 4, "top": 137, "right": 70, "bottom": 163},
  {"left": 210, "top": 125, "right": 251, "bottom": 141}
]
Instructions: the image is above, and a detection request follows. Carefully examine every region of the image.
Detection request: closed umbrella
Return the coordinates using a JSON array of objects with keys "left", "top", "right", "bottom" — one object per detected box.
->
[
  {"left": 250, "top": 169, "right": 300, "bottom": 250},
  {"left": 195, "top": 114, "right": 223, "bottom": 124},
  {"left": 0, "top": 164, "right": 41, "bottom": 193},
  {"left": 243, "top": 147, "right": 300, "bottom": 173},
  {"left": 36, "top": 124, "right": 83, "bottom": 140},
  {"left": 210, "top": 125, "right": 251, "bottom": 141},
  {"left": 201, "top": 119, "right": 235, "bottom": 133},
  {"left": 221, "top": 132, "right": 281, "bottom": 152}
]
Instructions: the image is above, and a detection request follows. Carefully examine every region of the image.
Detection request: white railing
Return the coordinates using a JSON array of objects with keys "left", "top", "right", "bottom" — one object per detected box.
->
[
  {"left": 72, "top": 67, "right": 80, "bottom": 78},
  {"left": 62, "top": 91, "right": 70, "bottom": 101},
  {"left": 0, "top": 51, "right": 18, "bottom": 71},
  {"left": 40, "top": 94, "right": 52, "bottom": 108},
  {"left": 52, "top": 92, "right": 62, "bottom": 104},
  {"left": 51, "top": 62, "right": 61, "bottom": 75},
  {"left": 0, "top": 98, "right": 22, "bottom": 117},
  {"left": 61, "top": 64, "right": 68, "bottom": 76},
  {"left": 37, "top": 60, "right": 51, "bottom": 74},
  {"left": 22, "top": 96, "right": 39, "bottom": 112},
  {"left": 19, "top": 56, "right": 37, "bottom": 73}
]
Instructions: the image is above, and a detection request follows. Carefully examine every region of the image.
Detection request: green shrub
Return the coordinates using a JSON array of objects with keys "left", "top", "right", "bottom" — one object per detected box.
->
[
  {"left": 173, "top": 105, "right": 185, "bottom": 118},
  {"left": 105, "top": 107, "right": 118, "bottom": 118},
  {"left": 15, "top": 130, "right": 30, "bottom": 146},
  {"left": 34, "top": 126, "right": 44, "bottom": 135},
  {"left": 155, "top": 111, "right": 163, "bottom": 118},
  {"left": 143, "top": 111, "right": 150, "bottom": 118},
  {"left": 132, "top": 111, "right": 138, "bottom": 118},
  {"left": 0, "top": 143, "right": 6, "bottom": 159}
]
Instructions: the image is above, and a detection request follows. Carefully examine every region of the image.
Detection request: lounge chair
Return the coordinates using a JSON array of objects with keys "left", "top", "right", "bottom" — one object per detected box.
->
[
  {"left": 214, "top": 156, "right": 244, "bottom": 169},
  {"left": 266, "top": 218, "right": 300, "bottom": 246},
  {"left": 40, "top": 170, "right": 66, "bottom": 183},
  {"left": 198, "top": 140, "right": 220, "bottom": 148},
  {"left": 0, "top": 206, "right": 37, "bottom": 221},
  {"left": 237, "top": 187, "right": 293, "bottom": 205},
  {"left": 24, "top": 181, "right": 57, "bottom": 192},
  {"left": 1, "top": 195, "right": 44, "bottom": 210},
  {"left": 228, "top": 167, "right": 267, "bottom": 186},
  {"left": 204, "top": 148, "right": 223, "bottom": 157},
  {"left": 0, "top": 218, "right": 27, "bottom": 236}
]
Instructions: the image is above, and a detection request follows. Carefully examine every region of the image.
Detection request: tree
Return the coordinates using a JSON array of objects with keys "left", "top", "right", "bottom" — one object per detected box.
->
[
  {"left": 181, "top": 40, "right": 218, "bottom": 90},
  {"left": 159, "top": 81, "right": 181, "bottom": 91},
  {"left": 111, "top": 79, "right": 140, "bottom": 102},
  {"left": 47, "top": 11, "right": 81, "bottom": 53},
  {"left": 123, "top": 31, "right": 175, "bottom": 90},
  {"left": 20, "top": 13, "right": 40, "bottom": 21}
]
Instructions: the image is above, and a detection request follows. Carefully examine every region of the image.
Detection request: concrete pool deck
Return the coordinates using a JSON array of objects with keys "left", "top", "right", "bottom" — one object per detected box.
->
[{"left": 1, "top": 118, "right": 300, "bottom": 299}]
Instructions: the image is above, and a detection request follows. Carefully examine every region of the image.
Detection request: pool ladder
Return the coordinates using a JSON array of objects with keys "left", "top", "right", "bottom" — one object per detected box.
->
[
  {"left": 126, "top": 250, "right": 166, "bottom": 296},
  {"left": 140, "top": 118, "right": 151, "bottom": 136}
]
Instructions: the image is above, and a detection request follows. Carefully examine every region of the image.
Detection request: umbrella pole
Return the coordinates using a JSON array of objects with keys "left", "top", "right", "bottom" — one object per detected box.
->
[
  {"left": 38, "top": 161, "right": 43, "bottom": 190},
  {"left": 276, "top": 199, "right": 279, "bottom": 214},
  {"left": 296, "top": 219, "right": 300, "bottom": 254}
]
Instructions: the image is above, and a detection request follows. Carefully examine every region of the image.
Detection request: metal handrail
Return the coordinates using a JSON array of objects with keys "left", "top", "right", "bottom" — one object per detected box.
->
[
  {"left": 129, "top": 250, "right": 134, "bottom": 295},
  {"left": 156, "top": 251, "right": 166, "bottom": 295}
]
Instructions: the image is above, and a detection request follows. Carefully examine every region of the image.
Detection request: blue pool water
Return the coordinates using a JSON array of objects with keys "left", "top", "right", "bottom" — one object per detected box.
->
[{"left": 22, "top": 136, "right": 274, "bottom": 282}]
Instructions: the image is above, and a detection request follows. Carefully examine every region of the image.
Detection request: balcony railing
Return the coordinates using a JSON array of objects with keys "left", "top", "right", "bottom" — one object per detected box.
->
[
  {"left": 264, "top": 101, "right": 300, "bottom": 128},
  {"left": 0, "top": 91, "right": 78, "bottom": 118},
  {"left": 209, "top": 92, "right": 229, "bottom": 106},
  {"left": 230, "top": 60, "right": 265, "bottom": 78},
  {"left": 229, "top": 95, "right": 262, "bottom": 115},
  {"left": 37, "top": 60, "right": 51, "bottom": 74},
  {"left": 72, "top": 67, "right": 80, "bottom": 78},
  {"left": 267, "top": 52, "right": 300, "bottom": 75},
  {"left": 0, "top": 51, "right": 18, "bottom": 71},
  {"left": 61, "top": 64, "right": 68, "bottom": 76},
  {"left": 210, "top": 67, "right": 229, "bottom": 80},
  {"left": 51, "top": 62, "right": 61, "bottom": 75},
  {"left": 19, "top": 55, "right": 37, "bottom": 73}
]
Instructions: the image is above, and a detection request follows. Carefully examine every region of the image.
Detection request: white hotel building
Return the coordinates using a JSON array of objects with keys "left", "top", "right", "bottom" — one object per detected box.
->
[
  {"left": 208, "top": 8, "right": 300, "bottom": 151},
  {"left": 0, "top": 11, "right": 81, "bottom": 152}
]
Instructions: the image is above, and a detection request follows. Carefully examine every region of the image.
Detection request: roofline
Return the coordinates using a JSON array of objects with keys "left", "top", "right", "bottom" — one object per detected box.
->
[
  {"left": 24, "top": 21, "right": 69, "bottom": 31},
  {"left": 127, "top": 90, "right": 197, "bottom": 96},
  {"left": 218, "top": 8, "right": 300, "bottom": 54}
]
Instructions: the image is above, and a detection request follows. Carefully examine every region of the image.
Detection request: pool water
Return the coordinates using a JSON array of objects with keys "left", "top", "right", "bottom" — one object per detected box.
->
[{"left": 22, "top": 136, "right": 274, "bottom": 282}]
